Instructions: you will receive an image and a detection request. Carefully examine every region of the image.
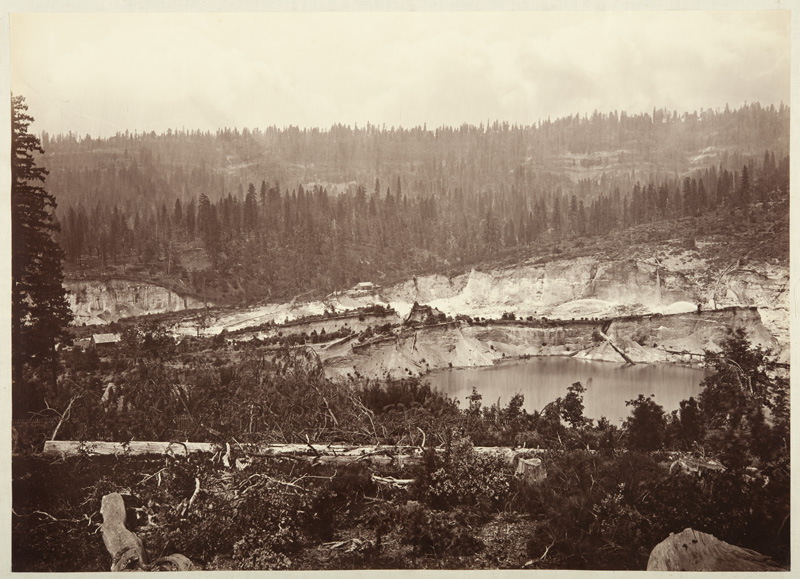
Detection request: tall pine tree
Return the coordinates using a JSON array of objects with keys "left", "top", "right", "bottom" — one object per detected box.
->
[{"left": 12, "top": 95, "right": 73, "bottom": 415}]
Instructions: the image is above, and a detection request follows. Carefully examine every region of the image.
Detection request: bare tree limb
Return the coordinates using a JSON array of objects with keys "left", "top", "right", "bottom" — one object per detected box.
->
[
  {"left": 181, "top": 478, "right": 201, "bottom": 516},
  {"left": 50, "top": 394, "right": 82, "bottom": 441},
  {"left": 138, "top": 468, "right": 168, "bottom": 486},
  {"left": 305, "top": 434, "right": 319, "bottom": 456},
  {"left": 540, "top": 538, "right": 556, "bottom": 561}
]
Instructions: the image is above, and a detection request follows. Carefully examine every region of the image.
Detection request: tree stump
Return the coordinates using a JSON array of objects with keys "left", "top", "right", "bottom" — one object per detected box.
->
[
  {"left": 515, "top": 456, "right": 546, "bottom": 483},
  {"left": 647, "top": 528, "right": 783, "bottom": 571},
  {"left": 100, "top": 493, "right": 149, "bottom": 571},
  {"left": 101, "top": 492, "right": 196, "bottom": 571}
]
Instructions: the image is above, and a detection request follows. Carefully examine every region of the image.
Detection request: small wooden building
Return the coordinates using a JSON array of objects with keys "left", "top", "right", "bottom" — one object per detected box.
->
[{"left": 91, "top": 333, "right": 121, "bottom": 348}]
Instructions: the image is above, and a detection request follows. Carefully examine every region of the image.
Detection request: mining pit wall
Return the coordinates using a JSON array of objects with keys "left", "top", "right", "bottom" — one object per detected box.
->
[
  {"left": 66, "top": 279, "right": 205, "bottom": 325},
  {"left": 322, "top": 306, "right": 778, "bottom": 380}
]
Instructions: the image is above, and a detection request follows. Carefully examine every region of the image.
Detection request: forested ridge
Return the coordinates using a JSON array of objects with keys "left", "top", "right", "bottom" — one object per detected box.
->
[{"left": 45, "top": 102, "right": 789, "bottom": 303}]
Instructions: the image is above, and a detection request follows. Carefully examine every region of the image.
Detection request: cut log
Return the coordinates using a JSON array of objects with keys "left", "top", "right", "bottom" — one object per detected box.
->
[
  {"left": 647, "top": 528, "right": 784, "bottom": 571},
  {"left": 43, "top": 440, "right": 545, "bottom": 464},
  {"left": 100, "top": 493, "right": 149, "bottom": 571}
]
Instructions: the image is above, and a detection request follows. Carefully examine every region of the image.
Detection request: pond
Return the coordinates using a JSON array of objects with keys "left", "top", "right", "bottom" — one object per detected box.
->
[{"left": 425, "top": 357, "right": 709, "bottom": 425}]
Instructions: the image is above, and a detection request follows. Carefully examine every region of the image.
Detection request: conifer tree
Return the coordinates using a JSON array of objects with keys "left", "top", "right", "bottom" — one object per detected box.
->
[{"left": 12, "top": 95, "right": 73, "bottom": 414}]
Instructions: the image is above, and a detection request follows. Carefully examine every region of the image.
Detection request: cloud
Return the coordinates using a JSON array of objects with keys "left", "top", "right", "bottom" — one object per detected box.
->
[{"left": 10, "top": 11, "right": 791, "bottom": 136}]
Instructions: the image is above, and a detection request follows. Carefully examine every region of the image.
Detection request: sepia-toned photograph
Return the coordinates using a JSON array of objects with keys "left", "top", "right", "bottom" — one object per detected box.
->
[{"left": 9, "top": 6, "right": 792, "bottom": 572}]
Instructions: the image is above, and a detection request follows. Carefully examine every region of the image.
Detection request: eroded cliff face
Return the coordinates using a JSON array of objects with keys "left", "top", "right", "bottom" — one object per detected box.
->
[
  {"left": 379, "top": 252, "right": 788, "bottom": 359},
  {"left": 322, "top": 307, "right": 778, "bottom": 380},
  {"left": 66, "top": 279, "right": 206, "bottom": 325},
  {"left": 384, "top": 256, "right": 785, "bottom": 316},
  {"left": 66, "top": 247, "right": 788, "bottom": 364}
]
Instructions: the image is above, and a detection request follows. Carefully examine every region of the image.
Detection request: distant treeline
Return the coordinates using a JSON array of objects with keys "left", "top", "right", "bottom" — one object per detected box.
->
[{"left": 45, "top": 102, "right": 788, "bottom": 301}]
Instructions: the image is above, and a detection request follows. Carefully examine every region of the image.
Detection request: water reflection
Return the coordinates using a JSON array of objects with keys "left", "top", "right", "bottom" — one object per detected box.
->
[{"left": 426, "top": 357, "right": 709, "bottom": 425}]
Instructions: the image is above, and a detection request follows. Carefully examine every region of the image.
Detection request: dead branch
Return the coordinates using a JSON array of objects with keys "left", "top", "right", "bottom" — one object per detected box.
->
[
  {"left": 180, "top": 478, "right": 201, "bottom": 516},
  {"left": 138, "top": 468, "right": 168, "bottom": 486},
  {"left": 33, "top": 510, "right": 82, "bottom": 523},
  {"left": 712, "top": 260, "right": 739, "bottom": 308},
  {"left": 305, "top": 434, "right": 319, "bottom": 456},
  {"left": 166, "top": 440, "right": 190, "bottom": 458},
  {"left": 49, "top": 394, "right": 82, "bottom": 441},
  {"left": 313, "top": 385, "right": 339, "bottom": 427},
  {"left": 238, "top": 473, "right": 307, "bottom": 492},
  {"left": 723, "top": 357, "right": 754, "bottom": 395},
  {"left": 349, "top": 391, "right": 379, "bottom": 442},
  {"left": 540, "top": 536, "right": 557, "bottom": 560},
  {"left": 171, "top": 384, "right": 194, "bottom": 423},
  {"left": 323, "top": 538, "right": 370, "bottom": 552},
  {"left": 372, "top": 474, "right": 414, "bottom": 487},
  {"left": 291, "top": 472, "right": 336, "bottom": 485},
  {"left": 222, "top": 442, "right": 231, "bottom": 468}
]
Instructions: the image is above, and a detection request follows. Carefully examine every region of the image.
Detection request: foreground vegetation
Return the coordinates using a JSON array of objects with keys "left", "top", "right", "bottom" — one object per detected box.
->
[{"left": 13, "top": 330, "right": 789, "bottom": 571}]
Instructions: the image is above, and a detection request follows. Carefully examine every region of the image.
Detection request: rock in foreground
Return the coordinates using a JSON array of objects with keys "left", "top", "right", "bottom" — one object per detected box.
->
[{"left": 647, "top": 528, "right": 783, "bottom": 571}]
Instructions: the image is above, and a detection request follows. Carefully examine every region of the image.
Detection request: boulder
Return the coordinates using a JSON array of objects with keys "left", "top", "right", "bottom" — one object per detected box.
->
[{"left": 647, "top": 528, "right": 783, "bottom": 571}]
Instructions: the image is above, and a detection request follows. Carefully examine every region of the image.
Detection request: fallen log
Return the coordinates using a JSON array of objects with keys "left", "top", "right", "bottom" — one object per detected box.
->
[
  {"left": 372, "top": 474, "right": 415, "bottom": 487},
  {"left": 597, "top": 329, "right": 635, "bottom": 364},
  {"left": 44, "top": 440, "right": 216, "bottom": 458},
  {"left": 43, "top": 440, "right": 545, "bottom": 464}
]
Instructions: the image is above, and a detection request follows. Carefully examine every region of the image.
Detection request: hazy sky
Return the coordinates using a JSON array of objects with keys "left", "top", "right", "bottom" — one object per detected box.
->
[{"left": 10, "top": 10, "right": 791, "bottom": 137}]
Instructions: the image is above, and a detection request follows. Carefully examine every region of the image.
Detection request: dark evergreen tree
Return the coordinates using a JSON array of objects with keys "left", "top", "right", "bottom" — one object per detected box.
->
[
  {"left": 483, "top": 206, "right": 500, "bottom": 254},
  {"left": 738, "top": 165, "right": 750, "bottom": 208},
  {"left": 173, "top": 197, "right": 183, "bottom": 229},
  {"left": 667, "top": 396, "right": 704, "bottom": 450},
  {"left": 11, "top": 95, "right": 73, "bottom": 415},
  {"left": 623, "top": 394, "right": 666, "bottom": 451}
]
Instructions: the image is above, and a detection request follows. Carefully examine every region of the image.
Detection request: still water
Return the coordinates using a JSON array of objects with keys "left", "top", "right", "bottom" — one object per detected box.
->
[{"left": 426, "top": 357, "right": 709, "bottom": 425}]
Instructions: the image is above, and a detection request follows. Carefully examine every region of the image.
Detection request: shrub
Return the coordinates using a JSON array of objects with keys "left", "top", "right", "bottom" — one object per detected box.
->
[
  {"left": 164, "top": 473, "right": 309, "bottom": 566},
  {"left": 398, "top": 502, "right": 483, "bottom": 557},
  {"left": 425, "top": 435, "right": 512, "bottom": 511}
]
